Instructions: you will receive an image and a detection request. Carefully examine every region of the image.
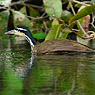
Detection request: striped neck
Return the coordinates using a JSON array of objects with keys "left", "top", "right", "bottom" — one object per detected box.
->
[{"left": 25, "top": 35, "right": 34, "bottom": 51}]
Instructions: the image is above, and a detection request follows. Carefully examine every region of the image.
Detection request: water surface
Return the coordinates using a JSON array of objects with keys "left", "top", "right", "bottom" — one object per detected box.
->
[{"left": 0, "top": 38, "right": 95, "bottom": 95}]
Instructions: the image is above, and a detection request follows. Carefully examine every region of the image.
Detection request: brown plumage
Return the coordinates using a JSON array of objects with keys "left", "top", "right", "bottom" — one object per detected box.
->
[{"left": 33, "top": 39, "right": 93, "bottom": 54}]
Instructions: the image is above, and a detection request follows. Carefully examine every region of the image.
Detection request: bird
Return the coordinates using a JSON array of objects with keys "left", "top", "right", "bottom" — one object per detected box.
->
[{"left": 5, "top": 26, "right": 94, "bottom": 54}]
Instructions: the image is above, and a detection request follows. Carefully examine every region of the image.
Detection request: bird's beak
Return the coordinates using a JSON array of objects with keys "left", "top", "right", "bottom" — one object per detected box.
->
[
  {"left": 5, "top": 30, "right": 16, "bottom": 35},
  {"left": 5, "top": 30, "right": 25, "bottom": 36}
]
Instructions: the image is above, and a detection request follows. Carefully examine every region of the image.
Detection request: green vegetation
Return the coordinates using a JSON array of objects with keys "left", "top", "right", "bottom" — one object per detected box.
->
[{"left": 0, "top": 0, "right": 95, "bottom": 44}]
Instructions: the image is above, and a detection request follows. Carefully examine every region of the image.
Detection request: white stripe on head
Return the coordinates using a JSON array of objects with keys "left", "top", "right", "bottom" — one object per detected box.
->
[{"left": 16, "top": 28, "right": 27, "bottom": 32}]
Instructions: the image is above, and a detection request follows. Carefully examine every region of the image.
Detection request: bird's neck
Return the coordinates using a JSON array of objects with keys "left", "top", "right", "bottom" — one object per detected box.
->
[{"left": 25, "top": 35, "right": 34, "bottom": 51}]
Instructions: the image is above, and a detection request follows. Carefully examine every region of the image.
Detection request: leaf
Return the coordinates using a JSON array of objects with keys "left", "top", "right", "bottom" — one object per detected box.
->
[
  {"left": 91, "top": 0, "right": 95, "bottom": 2},
  {"left": 76, "top": 6, "right": 90, "bottom": 36},
  {"left": 59, "top": 32, "right": 70, "bottom": 39},
  {"left": 13, "top": 10, "right": 26, "bottom": 21},
  {"left": 76, "top": 6, "right": 91, "bottom": 46},
  {"left": 20, "top": 6, "right": 27, "bottom": 15},
  {"left": 61, "top": 10, "right": 73, "bottom": 23},
  {"left": 45, "top": 24, "right": 62, "bottom": 41},
  {"left": 69, "top": 5, "right": 95, "bottom": 23},
  {"left": 45, "top": 18, "right": 61, "bottom": 40},
  {"left": 20, "top": 6, "right": 40, "bottom": 17},
  {"left": 12, "top": 10, "right": 33, "bottom": 30},
  {"left": 32, "top": 32, "right": 47, "bottom": 40},
  {"left": 77, "top": 15, "right": 90, "bottom": 36},
  {"left": 77, "top": 36, "right": 89, "bottom": 46},
  {"left": 52, "top": 18, "right": 59, "bottom": 26},
  {"left": 43, "top": 0, "right": 62, "bottom": 18},
  {"left": 59, "top": 29, "right": 72, "bottom": 39},
  {"left": 28, "top": 6, "right": 40, "bottom": 17},
  {"left": 0, "top": 0, "right": 11, "bottom": 7}
]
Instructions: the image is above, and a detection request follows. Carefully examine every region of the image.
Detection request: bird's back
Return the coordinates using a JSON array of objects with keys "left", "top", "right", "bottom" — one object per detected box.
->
[{"left": 33, "top": 39, "right": 93, "bottom": 54}]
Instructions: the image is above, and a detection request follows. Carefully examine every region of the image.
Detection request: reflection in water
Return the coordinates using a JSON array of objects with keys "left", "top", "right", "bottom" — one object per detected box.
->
[
  {"left": 0, "top": 51, "right": 23, "bottom": 95},
  {"left": 23, "top": 54, "right": 95, "bottom": 95},
  {"left": 0, "top": 38, "right": 95, "bottom": 95}
]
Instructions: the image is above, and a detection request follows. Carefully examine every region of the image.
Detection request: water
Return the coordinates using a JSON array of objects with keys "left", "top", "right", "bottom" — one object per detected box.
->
[{"left": 0, "top": 38, "right": 95, "bottom": 95}]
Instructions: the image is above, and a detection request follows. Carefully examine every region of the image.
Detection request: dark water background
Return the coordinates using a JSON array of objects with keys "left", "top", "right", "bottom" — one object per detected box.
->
[{"left": 0, "top": 38, "right": 95, "bottom": 95}]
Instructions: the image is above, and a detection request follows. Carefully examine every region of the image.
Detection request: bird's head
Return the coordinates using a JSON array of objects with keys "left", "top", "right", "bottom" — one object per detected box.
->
[{"left": 5, "top": 26, "right": 36, "bottom": 50}]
